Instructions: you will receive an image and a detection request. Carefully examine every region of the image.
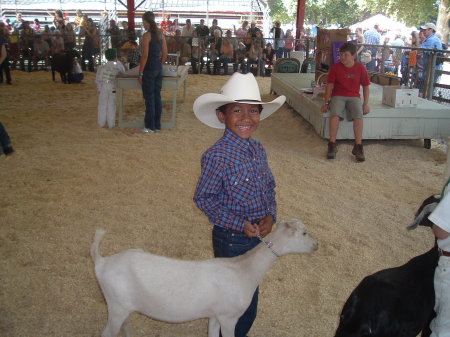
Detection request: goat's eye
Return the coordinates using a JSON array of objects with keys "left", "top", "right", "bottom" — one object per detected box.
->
[{"left": 302, "top": 231, "right": 307, "bottom": 236}]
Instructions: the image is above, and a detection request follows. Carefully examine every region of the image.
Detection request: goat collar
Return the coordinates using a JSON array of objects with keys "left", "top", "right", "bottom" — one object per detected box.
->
[{"left": 257, "top": 234, "right": 280, "bottom": 257}]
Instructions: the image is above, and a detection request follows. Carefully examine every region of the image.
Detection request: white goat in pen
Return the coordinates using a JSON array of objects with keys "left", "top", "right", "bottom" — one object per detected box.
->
[{"left": 91, "top": 219, "right": 318, "bottom": 337}]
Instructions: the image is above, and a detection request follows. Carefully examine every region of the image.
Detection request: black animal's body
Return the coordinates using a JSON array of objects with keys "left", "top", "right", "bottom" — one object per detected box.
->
[
  {"left": 335, "top": 195, "right": 440, "bottom": 337},
  {"left": 51, "top": 49, "right": 80, "bottom": 84}
]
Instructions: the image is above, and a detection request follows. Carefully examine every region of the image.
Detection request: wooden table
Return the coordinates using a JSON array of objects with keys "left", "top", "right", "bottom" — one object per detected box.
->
[
  {"left": 270, "top": 73, "right": 450, "bottom": 141},
  {"left": 116, "top": 65, "right": 189, "bottom": 129}
]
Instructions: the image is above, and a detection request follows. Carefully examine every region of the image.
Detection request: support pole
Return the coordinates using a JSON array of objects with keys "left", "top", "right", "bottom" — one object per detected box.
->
[
  {"left": 127, "top": 0, "right": 135, "bottom": 31},
  {"left": 295, "top": 0, "right": 306, "bottom": 40}
]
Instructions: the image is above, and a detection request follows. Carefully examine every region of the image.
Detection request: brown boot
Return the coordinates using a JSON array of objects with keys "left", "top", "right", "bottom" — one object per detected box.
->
[
  {"left": 327, "top": 141, "right": 337, "bottom": 159},
  {"left": 352, "top": 144, "right": 365, "bottom": 162}
]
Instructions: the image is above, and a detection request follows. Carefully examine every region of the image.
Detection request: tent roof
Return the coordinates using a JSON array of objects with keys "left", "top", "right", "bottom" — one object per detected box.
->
[{"left": 349, "top": 13, "right": 412, "bottom": 32}]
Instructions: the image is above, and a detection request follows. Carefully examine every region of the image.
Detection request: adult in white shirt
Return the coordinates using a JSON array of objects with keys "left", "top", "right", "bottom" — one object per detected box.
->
[
  {"left": 428, "top": 181, "right": 450, "bottom": 337},
  {"left": 181, "top": 19, "right": 194, "bottom": 38}
]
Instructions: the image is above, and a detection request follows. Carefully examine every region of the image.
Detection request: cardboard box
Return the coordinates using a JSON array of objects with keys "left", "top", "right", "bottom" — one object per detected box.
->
[
  {"left": 370, "top": 72, "right": 401, "bottom": 86},
  {"left": 382, "top": 86, "right": 419, "bottom": 108}
]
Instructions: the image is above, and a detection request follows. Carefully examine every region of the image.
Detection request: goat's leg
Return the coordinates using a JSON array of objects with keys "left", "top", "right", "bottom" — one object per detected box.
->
[
  {"left": 208, "top": 317, "right": 221, "bottom": 337},
  {"left": 217, "top": 317, "right": 239, "bottom": 337},
  {"left": 101, "top": 306, "right": 131, "bottom": 337}
]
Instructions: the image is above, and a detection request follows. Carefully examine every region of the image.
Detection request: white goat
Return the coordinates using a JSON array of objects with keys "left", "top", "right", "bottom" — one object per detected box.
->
[{"left": 91, "top": 219, "right": 318, "bottom": 337}]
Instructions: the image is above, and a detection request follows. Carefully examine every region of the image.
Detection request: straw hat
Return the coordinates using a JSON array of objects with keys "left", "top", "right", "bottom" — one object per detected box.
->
[{"left": 193, "top": 73, "right": 286, "bottom": 129}]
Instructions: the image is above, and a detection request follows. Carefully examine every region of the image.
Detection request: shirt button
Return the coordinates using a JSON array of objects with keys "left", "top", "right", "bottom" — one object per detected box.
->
[
  {"left": 229, "top": 243, "right": 233, "bottom": 246},
  {"left": 234, "top": 182, "right": 238, "bottom": 185},
  {"left": 245, "top": 178, "right": 249, "bottom": 181},
  {"left": 231, "top": 233, "right": 235, "bottom": 237}
]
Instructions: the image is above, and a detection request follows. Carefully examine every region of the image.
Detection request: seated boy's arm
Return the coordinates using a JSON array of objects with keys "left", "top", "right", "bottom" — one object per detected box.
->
[
  {"left": 362, "top": 85, "right": 370, "bottom": 115},
  {"left": 320, "top": 83, "right": 334, "bottom": 113}
]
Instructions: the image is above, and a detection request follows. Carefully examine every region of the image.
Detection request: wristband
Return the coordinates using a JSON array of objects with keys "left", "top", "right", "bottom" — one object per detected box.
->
[
  {"left": 324, "top": 101, "right": 331, "bottom": 105},
  {"left": 139, "top": 73, "right": 144, "bottom": 77}
]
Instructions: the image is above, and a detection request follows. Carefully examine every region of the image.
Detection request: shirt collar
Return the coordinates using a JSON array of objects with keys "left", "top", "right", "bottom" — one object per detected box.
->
[{"left": 223, "top": 128, "right": 252, "bottom": 149}]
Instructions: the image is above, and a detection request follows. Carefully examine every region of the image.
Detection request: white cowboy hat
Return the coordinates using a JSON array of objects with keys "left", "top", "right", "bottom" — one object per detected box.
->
[{"left": 193, "top": 73, "right": 286, "bottom": 129}]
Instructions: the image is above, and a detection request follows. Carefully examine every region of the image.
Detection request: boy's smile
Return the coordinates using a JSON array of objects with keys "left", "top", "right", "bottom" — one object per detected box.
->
[{"left": 216, "top": 103, "right": 261, "bottom": 139}]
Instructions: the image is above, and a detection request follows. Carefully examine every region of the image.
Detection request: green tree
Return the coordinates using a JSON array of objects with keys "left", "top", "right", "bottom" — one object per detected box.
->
[{"left": 269, "top": 0, "right": 296, "bottom": 24}]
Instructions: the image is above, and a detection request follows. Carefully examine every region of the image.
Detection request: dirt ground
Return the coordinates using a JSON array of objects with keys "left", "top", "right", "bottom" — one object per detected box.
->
[{"left": 0, "top": 70, "right": 446, "bottom": 337}]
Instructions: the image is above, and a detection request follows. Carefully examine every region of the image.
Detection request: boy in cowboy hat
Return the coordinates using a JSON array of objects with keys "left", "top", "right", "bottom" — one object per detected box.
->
[{"left": 193, "top": 73, "right": 285, "bottom": 337}]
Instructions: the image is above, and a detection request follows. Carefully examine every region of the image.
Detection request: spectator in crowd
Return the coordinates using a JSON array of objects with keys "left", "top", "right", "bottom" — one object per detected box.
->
[
  {"left": 81, "top": 18, "right": 97, "bottom": 72},
  {"left": 320, "top": 42, "right": 370, "bottom": 162},
  {"left": 51, "top": 29, "right": 65, "bottom": 55},
  {"left": 0, "top": 27, "right": 12, "bottom": 84},
  {"left": 119, "top": 21, "right": 129, "bottom": 47},
  {"left": 167, "top": 28, "right": 184, "bottom": 54},
  {"left": 388, "top": 33, "right": 404, "bottom": 74},
  {"left": 48, "top": 9, "right": 65, "bottom": 30},
  {"left": 32, "top": 19, "right": 41, "bottom": 32},
  {"left": 271, "top": 21, "right": 284, "bottom": 59},
  {"left": 420, "top": 23, "right": 443, "bottom": 95},
  {"left": 283, "top": 29, "right": 294, "bottom": 57},
  {"left": 181, "top": 19, "right": 194, "bottom": 39},
  {"left": 354, "top": 27, "right": 365, "bottom": 58},
  {"left": 32, "top": 34, "right": 50, "bottom": 70},
  {"left": 233, "top": 21, "right": 249, "bottom": 39},
  {"left": 243, "top": 31, "right": 252, "bottom": 51},
  {"left": 219, "top": 36, "right": 234, "bottom": 75},
  {"left": 234, "top": 41, "right": 247, "bottom": 73},
  {"left": 107, "top": 19, "right": 121, "bottom": 49},
  {"left": 12, "top": 13, "right": 24, "bottom": 31},
  {"left": 120, "top": 31, "right": 140, "bottom": 69},
  {"left": 246, "top": 37, "right": 263, "bottom": 76},
  {"left": 262, "top": 42, "right": 276, "bottom": 74},
  {"left": 74, "top": 9, "right": 84, "bottom": 33},
  {"left": 209, "top": 19, "right": 222, "bottom": 37},
  {"left": 20, "top": 21, "right": 34, "bottom": 72},
  {"left": 64, "top": 23, "right": 76, "bottom": 50},
  {"left": 195, "top": 19, "right": 209, "bottom": 41},
  {"left": 225, "top": 29, "right": 238, "bottom": 50},
  {"left": 179, "top": 34, "right": 192, "bottom": 65},
  {"left": 160, "top": 14, "right": 172, "bottom": 35},
  {"left": 247, "top": 22, "right": 261, "bottom": 38},
  {"left": 190, "top": 30, "right": 205, "bottom": 74},
  {"left": 363, "top": 24, "right": 381, "bottom": 71},
  {"left": 8, "top": 29, "right": 19, "bottom": 69},
  {"left": 42, "top": 24, "right": 52, "bottom": 49},
  {"left": 169, "top": 18, "right": 181, "bottom": 36},
  {"left": 208, "top": 28, "right": 222, "bottom": 75},
  {"left": 3, "top": 19, "right": 12, "bottom": 32}
]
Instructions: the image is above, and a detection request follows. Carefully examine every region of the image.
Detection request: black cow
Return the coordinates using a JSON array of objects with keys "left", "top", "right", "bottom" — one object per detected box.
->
[
  {"left": 51, "top": 49, "right": 80, "bottom": 84},
  {"left": 334, "top": 195, "right": 440, "bottom": 337}
]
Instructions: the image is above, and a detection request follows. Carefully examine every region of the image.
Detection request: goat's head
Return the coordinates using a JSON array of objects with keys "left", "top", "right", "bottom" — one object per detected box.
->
[
  {"left": 407, "top": 194, "right": 441, "bottom": 230},
  {"left": 273, "top": 219, "right": 318, "bottom": 255}
]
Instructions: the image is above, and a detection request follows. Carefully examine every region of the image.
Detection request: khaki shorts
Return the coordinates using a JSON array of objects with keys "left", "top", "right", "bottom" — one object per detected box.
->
[{"left": 330, "top": 96, "right": 363, "bottom": 121}]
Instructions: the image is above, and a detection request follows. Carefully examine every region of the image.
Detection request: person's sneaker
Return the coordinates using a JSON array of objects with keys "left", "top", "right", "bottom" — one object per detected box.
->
[
  {"left": 352, "top": 144, "right": 365, "bottom": 162},
  {"left": 142, "top": 128, "right": 154, "bottom": 133},
  {"left": 155, "top": 128, "right": 161, "bottom": 132},
  {"left": 327, "top": 141, "right": 337, "bottom": 159}
]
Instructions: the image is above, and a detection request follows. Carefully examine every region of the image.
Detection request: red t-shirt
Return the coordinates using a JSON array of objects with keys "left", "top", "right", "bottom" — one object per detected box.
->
[{"left": 327, "top": 61, "right": 370, "bottom": 98}]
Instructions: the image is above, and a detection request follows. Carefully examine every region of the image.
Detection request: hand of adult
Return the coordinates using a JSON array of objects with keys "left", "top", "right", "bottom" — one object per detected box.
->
[
  {"left": 243, "top": 221, "right": 259, "bottom": 238},
  {"left": 257, "top": 214, "right": 274, "bottom": 238},
  {"left": 321, "top": 104, "right": 330, "bottom": 113}
]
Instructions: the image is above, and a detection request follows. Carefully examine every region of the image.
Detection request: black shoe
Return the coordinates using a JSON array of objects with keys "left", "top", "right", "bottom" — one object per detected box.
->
[
  {"left": 352, "top": 144, "right": 365, "bottom": 162},
  {"left": 327, "top": 141, "right": 337, "bottom": 159}
]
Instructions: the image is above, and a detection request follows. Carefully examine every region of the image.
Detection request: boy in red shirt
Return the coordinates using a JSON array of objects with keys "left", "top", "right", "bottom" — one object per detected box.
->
[{"left": 321, "top": 42, "right": 370, "bottom": 162}]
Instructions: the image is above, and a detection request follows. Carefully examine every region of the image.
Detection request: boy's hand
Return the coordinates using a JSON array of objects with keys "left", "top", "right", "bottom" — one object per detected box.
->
[
  {"left": 257, "top": 214, "right": 274, "bottom": 238},
  {"left": 243, "top": 221, "right": 259, "bottom": 238},
  {"left": 363, "top": 103, "right": 370, "bottom": 115},
  {"left": 321, "top": 103, "right": 330, "bottom": 113}
]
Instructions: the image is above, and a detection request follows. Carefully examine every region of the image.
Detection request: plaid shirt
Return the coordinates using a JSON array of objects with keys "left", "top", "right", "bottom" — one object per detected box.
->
[
  {"left": 194, "top": 129, "right": 277, "bottom": 232},
  {"left": 363, "top": 29, "right": 380, "bottom": 45}
]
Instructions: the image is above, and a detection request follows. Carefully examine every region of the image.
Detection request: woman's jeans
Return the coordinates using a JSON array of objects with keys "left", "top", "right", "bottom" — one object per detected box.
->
[
  {"left": 212, "top": 226, "right": 260, "bottom": 337},
  {"left": 142, "top": 67, "right": 163, "bottom": 131}
]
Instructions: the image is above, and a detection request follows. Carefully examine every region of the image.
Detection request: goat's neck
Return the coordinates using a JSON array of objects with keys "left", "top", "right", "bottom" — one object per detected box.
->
[{"left": 239, "top": 234, "right": 284, "bottom": 286}]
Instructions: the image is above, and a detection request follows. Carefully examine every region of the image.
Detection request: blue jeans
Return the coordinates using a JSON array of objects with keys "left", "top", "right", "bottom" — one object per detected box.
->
[
  {"left": 142, "top": 67, "right": 163, "bottom": 130},
  {"left": 212, "top": 226, "right": 260, "bottom": 337}
]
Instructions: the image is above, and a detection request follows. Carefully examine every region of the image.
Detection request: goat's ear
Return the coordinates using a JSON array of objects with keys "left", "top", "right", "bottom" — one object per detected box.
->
[{"left": 407, "top": 195, "right": 440, "bottom": 230}]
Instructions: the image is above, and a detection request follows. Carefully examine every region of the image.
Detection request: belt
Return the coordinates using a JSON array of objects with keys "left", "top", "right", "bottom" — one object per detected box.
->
[{"left": 439, "top": 249, "right": 450, "bottom": 257}]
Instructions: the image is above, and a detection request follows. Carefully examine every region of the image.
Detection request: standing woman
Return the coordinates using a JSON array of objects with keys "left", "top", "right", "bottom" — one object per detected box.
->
[{"left": 138, "top": 11, "right": 168, "bottom": 133}]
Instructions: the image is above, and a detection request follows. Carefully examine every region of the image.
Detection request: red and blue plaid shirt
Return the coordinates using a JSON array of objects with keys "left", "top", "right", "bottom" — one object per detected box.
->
[{"left": 194, "top": 129, "right": 277, "bottom": 232}]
